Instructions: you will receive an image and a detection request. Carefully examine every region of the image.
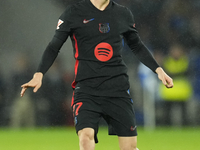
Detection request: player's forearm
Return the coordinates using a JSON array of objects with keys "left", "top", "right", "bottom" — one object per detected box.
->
[
  {"left": 124, "top": 31, "right": 159, "bottom": 72},
  {"left": 133, "top": 43, "right": 159, "bottom": 73},
  {"left": 37, "top": 45, "right": 59, "bottom": 74},
  {"left": 37, "top": 36, "right": 65, "bottom": 74}
]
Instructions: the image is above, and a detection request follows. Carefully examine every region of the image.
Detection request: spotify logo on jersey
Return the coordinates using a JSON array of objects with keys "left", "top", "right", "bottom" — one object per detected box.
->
[{"left": 94, "top": 42, "right": 113, "bottom": 62}]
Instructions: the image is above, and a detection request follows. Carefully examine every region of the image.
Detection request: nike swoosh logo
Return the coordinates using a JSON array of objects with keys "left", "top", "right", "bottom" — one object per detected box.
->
[
  {"left": 130, "top": 126, "right": 137, "bottom": 131},
  {"left": 75, "top": 87, "right": 80, "bottom": 90},
  {"left": 83, "top": 18, "right": 94, "bottom": 24}
]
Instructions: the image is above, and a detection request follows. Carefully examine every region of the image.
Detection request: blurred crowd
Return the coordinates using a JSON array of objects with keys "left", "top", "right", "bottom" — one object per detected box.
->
[
  {"left": 0, "top": 56, "right": 75, "bottom": 127},
  {"left": 0, "top": 0, "right": 200, "bottom": 128}
]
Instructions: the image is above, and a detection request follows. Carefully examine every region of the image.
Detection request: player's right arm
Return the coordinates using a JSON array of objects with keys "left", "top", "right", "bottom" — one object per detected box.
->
[
  {"left": 20, "top": 35, "right": 66, "bottom": 97},
  {"left": 20, "top": 6, "right": 73, "bottom": 97}
]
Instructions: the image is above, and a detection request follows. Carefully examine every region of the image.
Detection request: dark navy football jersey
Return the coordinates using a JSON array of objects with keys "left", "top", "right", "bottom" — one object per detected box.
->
[{"left": 38, "top": 0, "right": 159, "bottom": 99}]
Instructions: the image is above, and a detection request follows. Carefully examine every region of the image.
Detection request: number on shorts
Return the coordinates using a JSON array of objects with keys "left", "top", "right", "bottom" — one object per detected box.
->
[{"left": 73, "top": 102, "right": 83, "bottom": 116}]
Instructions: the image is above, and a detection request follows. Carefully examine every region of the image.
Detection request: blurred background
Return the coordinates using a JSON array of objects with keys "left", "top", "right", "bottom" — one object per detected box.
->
[{"left": 0, "top": 0, "right": 200, "bottom": 129}]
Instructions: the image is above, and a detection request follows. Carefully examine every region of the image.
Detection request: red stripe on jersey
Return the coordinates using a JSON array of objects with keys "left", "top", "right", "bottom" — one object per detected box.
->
[
  {"left": 71, "top": 34, "right": 79, "bottom": 106},
  {"left": 74, "top": 34, "right": 79, "bottom": 59},
  {"left": 71, "top": 60, "right": 79, "bottom": 88},
  {"left": 71, "top": 91, "right": 75, "bottom": 107}
]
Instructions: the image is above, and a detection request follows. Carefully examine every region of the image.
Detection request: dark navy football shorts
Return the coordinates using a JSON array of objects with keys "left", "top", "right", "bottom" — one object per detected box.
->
[{"left": 72, "top": 92, "right": 137, "bottom": 143}]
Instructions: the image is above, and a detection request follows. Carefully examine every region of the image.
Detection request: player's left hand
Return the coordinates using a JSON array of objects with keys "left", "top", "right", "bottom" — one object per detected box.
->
[{"left": 155, "top": 67, "right": 173, "bottom": 88}]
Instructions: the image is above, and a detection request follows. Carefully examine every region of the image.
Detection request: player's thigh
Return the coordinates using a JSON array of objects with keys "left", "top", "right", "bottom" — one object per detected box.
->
[
  {"left": 118, "top": 136, "right": 137, "bottom": 150},
  {"left": 72, "top": 93, "right": 103, "bottom": 143},
  {"left": 102, "top": 97, "right": 137, "bottom": 136},
  {"left": 73, "top": 101, "right": 101, "bottom": 133}
]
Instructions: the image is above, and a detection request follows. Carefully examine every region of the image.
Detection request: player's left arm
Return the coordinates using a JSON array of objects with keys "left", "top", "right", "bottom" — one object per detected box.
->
[
  {"left": 126, "top": 36, "right": 173, "bottom": 88},
  {"left": 126, "top": 37, "right": 173, "bottom": 88},
  {"left": 124, "top": 29, "right": 174, "bottom": 88},
  {"left": 123, "top": 7, "right": 173, "bottom": 88}
]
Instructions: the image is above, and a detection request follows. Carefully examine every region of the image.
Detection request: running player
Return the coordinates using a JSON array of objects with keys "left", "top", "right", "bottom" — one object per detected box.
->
[{"left": 21, "top": 0, "right": 173, "bottom": 150}]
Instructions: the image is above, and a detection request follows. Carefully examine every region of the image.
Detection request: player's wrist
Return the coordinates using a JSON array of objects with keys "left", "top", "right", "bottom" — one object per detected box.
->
[
  {"left": 33, "top": 72, "right": 43, "bottom": 79},
  {"left": 155, "top": 67, "right": 163, "bottom": 74}
]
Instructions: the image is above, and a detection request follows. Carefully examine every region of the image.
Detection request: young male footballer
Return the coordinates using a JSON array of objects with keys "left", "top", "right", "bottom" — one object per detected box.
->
[{"left": 21, "top": 0, "right": 173, "bottom": 150}]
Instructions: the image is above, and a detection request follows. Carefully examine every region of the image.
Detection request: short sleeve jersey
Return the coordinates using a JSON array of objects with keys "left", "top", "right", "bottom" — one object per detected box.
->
[{"left": 54, "top": 0, "right": 147, "bottom": 98}]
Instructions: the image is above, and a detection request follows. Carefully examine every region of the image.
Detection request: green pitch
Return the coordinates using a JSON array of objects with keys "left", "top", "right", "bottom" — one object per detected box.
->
[{"left": 0, "top": 126, "right": 199, "bottom": 150}]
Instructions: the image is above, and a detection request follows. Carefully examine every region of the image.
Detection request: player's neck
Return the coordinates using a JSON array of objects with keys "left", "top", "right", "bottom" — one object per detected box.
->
[{"left": 90, "top": 0, "right": 110, "bottom": 11}]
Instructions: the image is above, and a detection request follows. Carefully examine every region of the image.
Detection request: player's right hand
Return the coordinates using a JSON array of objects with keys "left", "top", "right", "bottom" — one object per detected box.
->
[{"left": 20, "top": 72, "right": 43, "bottom": 97}]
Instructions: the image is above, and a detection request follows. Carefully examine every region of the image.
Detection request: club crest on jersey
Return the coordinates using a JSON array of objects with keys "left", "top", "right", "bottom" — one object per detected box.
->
[{"left": 99, "top": 23, "right": 110, "bottom": 33}]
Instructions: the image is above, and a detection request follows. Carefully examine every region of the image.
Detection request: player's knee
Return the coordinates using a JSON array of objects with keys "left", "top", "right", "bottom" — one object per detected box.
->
[
  {"left": 78, "top": 128, "right": 95, "bottom": 146},
  {"left": 120, "top": 144, "right": 137, "bottom": 150},
  {"left": 119, "top": 136, "right": 137, "bottom": 150}
]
